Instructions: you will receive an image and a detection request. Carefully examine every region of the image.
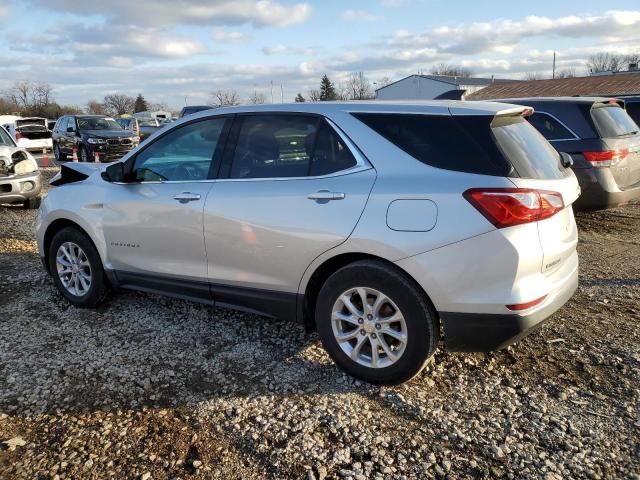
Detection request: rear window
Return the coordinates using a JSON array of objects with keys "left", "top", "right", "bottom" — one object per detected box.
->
[
  {"left": 625, "top": 102, "right": 640, "bottom": 126},
  {"left": 591, "top": 105, "right": 639, "bottom": 138},
  {"left": 353, "top": 113, "right": 567, "bottom": 179}
]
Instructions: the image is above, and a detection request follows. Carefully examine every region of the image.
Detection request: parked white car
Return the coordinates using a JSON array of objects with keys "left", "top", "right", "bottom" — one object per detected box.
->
[{"left": 5, "top": 117, "right": 53, "bottom": 153}]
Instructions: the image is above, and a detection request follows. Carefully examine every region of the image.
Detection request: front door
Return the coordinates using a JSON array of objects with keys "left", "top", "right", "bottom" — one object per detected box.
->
[
  {"left": 203, "top": 114, "right": 376, "bottom": 317},
  {"left": 102, "top": 116, "right": 228, "bottom": 300}
]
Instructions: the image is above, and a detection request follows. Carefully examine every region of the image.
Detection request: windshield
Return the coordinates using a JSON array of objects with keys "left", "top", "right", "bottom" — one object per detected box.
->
[
  {"left": 0, "top": 127, "right": 16, "bottom": 146},
  {"left": 77, "top": 118, "right": 123, "bottom": 131},
  {"left": 138, "top": 118, "right": 158, "bottom": 127},
  {"left": 591, "top": 105, "right": 639, "bottom": 138},
  {"left": 491, "top": 115, "right": 568, "bottom": 180}
]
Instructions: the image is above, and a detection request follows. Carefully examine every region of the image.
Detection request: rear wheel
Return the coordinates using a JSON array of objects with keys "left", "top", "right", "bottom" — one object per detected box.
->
[
  {"left": 316, "top": 260, "right": 439, "bottom": 385},
  {"left": 48, "top": 227, "right": 108, "bottom": 307}
]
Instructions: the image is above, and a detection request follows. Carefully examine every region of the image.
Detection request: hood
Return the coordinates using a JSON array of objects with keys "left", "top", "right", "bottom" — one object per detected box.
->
[{"left": 80, "top": 129, "right": 136, "bottom": 139}]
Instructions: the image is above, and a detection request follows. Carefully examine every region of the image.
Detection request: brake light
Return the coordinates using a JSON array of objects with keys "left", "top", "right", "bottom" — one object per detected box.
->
[
  {"left": 506, "top": 295, "right": 547, "bottom": 311},
  {"left": 463, "top": 188, "right": 564, "bottom": 228},
  {"left": 15, "top": 131, "right": 22, "bottom": 140},
  {"left": 583, "top": 149, "right": 628, "bottom": 167}
]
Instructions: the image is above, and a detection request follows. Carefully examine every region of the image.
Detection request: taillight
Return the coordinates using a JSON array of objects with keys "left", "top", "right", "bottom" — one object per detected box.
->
[
  {"left": 583, "top": 148, "right": 628, "bottom": 167},
  {"left": 15, "top": 131, "right": 22, "bottom": 140},
  {"left": 463, "top": 188, "right": 564, "bottom": 228}
]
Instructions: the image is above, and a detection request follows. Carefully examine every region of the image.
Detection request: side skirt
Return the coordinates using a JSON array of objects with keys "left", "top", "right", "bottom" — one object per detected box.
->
[{"left": 112, "top": 270, "right": 300, "bottom": 322}]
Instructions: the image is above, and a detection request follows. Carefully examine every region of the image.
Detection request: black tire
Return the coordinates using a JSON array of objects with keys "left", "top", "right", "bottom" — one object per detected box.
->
[
  {"left": 22, "top": 196, "right": 41, "bottom": 209},
  {"left": 316, "top": 260, "right": 439, "bottom": 385},
  {"left": 48, "top": 227, "right": 109, "bottom": 307},
  {"left": 54, "top": 143, "right": 67, "bottom": 162},
  {"left": 79, "top": 145, "right": 89, "bottom": 162}
]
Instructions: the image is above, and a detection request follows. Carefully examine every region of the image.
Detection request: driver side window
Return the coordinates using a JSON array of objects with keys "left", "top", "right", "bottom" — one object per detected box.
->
[{"left": 133, "top": 118, "right": 226, "bottom": 182}]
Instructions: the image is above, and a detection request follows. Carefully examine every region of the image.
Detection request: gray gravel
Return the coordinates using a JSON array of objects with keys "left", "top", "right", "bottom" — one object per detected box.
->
[{"left": 1, "top": 167, "right": 639, "bottom": 479}]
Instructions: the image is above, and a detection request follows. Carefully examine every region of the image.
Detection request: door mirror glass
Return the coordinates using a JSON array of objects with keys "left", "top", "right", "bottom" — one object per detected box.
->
[
  {"left": 104, "top": 162, "right": 125, "bottom": 182},
  {"left": 66, "top": 126, "right": 75, "bottom": 133}
]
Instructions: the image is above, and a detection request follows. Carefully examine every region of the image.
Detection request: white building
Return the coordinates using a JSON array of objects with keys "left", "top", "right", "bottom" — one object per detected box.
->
[{"left": 375, "top": 74, "right": 514, "bottom": 101}]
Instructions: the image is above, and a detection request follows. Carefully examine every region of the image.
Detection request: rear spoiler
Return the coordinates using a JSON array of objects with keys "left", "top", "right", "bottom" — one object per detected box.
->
[{"left": 448, "top": 104, "right": 533, "bottom": 117}]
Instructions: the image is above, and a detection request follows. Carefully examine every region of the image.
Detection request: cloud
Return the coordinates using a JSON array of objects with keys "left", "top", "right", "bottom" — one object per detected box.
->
[
  {"left": 262, "top": 44, "right": 316, "bottom": 56},
  {"left": 341, "top": 10, "right": 379, "bottom": 22},
  {"left": 212, "top": 28, "right": 249, "bottom": 44},
  {"left": 27, "top": 0, "right": 312, "bottom": 27},
  {"left": 0, "top": 5, "right": 9, "bottom": 17}
]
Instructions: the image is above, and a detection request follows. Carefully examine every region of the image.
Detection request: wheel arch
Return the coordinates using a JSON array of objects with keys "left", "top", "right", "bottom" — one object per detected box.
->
[
  {"left": 300, "top": 252, "right": 439, "bottom": 333},
  {"left": 43, "top": 219, "right": 105, "bottom": 278}
]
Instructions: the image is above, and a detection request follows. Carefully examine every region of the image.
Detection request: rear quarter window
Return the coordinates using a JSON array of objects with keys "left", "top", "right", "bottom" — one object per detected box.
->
[{"left": 352, "top": 113, "right": 512, "bottom": 176}]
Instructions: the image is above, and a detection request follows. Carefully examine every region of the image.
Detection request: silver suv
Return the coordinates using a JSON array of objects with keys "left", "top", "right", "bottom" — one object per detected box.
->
[{"left": 37, "top": 102, "right": 580, "bottom": 384}]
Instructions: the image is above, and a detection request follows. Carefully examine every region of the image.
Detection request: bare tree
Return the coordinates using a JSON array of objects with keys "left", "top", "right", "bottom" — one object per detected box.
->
[
  {"left": 33, "top": 82, "right": 54, "bottom": 108},
  {"left": 524, "top": 72, "right": 545, "bottom": 81},
  {"left": 9, "top": 80, "right": 33, "bottom": 109},
  {"left": 430, "top": 63, "right": 473, "bottom": 77},
  {"left": 248, "top": 91, "right": 267, "bottom": 104},
  {"left": 375, "top": 76, "right": 393, "bottom": 88},
  {"left": 587, "top": 52, "right": 628, "bottom": 73},
  {"left": 103, "top": 93, "right": 135, "bottom": 116},
  {"left": 345, "top": 71, "right": 373, "bottom": 100},
  {"left": 211, "top": 89, "right": 241, "bottom": 107},
  {"left": 307, "top": 89, "right": 321, "bottom": 102},
  {"left": 86, "top": 100, "right": 108, "bottom": 115},
  {"left": 555, "top": 68, "right": 577, "bottom": 79}
]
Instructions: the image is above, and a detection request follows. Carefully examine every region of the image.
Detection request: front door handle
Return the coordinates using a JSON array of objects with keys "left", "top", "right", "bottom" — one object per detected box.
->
[
  {"left": 307, "top": 190, "right": 346, "bottom": 201},
  {"left": 173, "top": 192, "right": 201, "bottom": 202}
]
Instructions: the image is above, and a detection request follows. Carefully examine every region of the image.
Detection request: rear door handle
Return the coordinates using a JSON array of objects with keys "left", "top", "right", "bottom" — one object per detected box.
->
[
  {"left": 307, "top": 190, "right": 346, "bottom": 201},
  {"left": 173, "top": 192, "right": 201, "bottom": 202}
]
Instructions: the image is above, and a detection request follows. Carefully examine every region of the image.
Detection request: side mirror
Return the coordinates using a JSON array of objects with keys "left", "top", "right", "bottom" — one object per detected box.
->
[
  {"left": 104, "top": 162, "right": 125, "bottom": 182},
  {"left": 66, "top": 126, "right": 75, "bottom": 133},
  {"left": 560, "top": 152, "right": 574, "bottom": 168}
]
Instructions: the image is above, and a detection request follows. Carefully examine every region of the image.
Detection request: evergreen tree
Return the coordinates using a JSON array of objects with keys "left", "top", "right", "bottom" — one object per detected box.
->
[
  {"left": 319, "top": 75, "right": 337, "bottom": 101},
  {"left": 133, "top": 93, "right": 148, "bottom": 113},
  {"left": 294, "top": 93, "right": 305, "bottom": 102}
]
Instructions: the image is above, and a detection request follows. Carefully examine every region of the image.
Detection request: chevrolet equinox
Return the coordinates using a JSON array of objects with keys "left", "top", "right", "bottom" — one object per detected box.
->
[{"left": 37, "top": 102, "right": 580, "bottom": 384}]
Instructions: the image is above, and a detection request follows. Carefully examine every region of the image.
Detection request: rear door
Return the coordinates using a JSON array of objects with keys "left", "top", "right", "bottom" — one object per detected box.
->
[
  {"left": 491, "top": 114, "right": 580, "bottom": 276},
  {"left": 203, "top": 113, "right": 376, "bottom": 316}
]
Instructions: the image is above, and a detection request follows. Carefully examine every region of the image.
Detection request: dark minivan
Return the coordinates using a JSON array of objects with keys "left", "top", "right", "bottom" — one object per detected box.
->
[
  {"left": 494, "top": 97, "right": 640, "bottom": 211},
  {"left": 52, "top": 115, "right": 139, "bottom": 163}
]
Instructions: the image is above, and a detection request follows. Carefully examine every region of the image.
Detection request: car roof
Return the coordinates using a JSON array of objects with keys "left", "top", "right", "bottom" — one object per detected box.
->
[
  {"left": 187, "top": 100, "right": 528, "bottom": 119},
  {"left": 72, "top": 114, "right": 111, "bottom": 118},
  {"left": 491, "top": 96, "right": 617, "bottom": 105}
]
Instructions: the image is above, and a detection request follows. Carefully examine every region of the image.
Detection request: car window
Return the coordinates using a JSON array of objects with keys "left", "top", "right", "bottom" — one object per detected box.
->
[
  {"left": 77, "top": 117, "right": 122, "bottom": 131},
  {"left": 133, "top": 118, "right": 226, "bottom": 182},
  {"left": 66, "top": 117, "right": 75, "bottom": 131},
  {"left": 527, "top": 112, "right": 575, "bottom": 141},
  {"left": 0, "top": 126, "right": 15, "bottom": 146},
  {"left": 229, "top": 115, "right": 357, "bottom": 179},
  {"left": 626, "top": 102, "right": 640, "bottom": 126},
  {"left": 591, "top": 105, "right": 639, "bottom": 138},
  {"left": 353, "top": 113, "right": 512, "bottom": 176}
]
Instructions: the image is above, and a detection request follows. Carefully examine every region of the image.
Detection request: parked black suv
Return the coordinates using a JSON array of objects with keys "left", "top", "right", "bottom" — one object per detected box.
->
[
  {"left": 52, "top": 115, "right": 139, "bottom": 163},
  {"left": 495, "top": 97, "right": 640, "bottom": 210}
]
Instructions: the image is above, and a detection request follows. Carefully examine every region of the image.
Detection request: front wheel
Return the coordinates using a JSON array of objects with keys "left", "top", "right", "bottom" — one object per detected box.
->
[
  {"left": 79, "top": 145, "right": 89, "bottom": 162},
  {"left": 54, "top": 143, "right": 67, "bottom": 162},
  {"left": 48, "top": 227, "right": 109, "bottom": 307},
  {"left": 316, "top": 260, "right": 439, "bottom": 385}
]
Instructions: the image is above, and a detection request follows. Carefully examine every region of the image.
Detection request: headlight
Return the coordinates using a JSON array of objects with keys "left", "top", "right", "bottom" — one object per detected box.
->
[
  {"left": 87, "top": 138, "right": 106, "bottom": 144},
  {"left": 132, "top": 136, "right": 141, "bottom": 143}
]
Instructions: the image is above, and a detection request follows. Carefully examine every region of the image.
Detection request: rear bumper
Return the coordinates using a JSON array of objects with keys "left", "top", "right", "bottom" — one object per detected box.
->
[
  {"left": 0, "top": 170, "right": 42, "bottom": 204},
  {"left": 573, "top": 168, "right": 640, "bottom": 211},
  {"left": 441, "top": 266, "right": 578, "bottom": 352}
]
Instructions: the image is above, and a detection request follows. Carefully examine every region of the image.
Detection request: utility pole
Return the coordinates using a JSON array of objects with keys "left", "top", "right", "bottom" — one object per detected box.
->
[
  {"left": 280, "top": 84, "right": 284, "bottom": 103},
  {"left": 552, "top": 51, "right": 556, "bottom": 79},
  {"left": 270, "top": 81, "right": 274, "bottom": 104}
]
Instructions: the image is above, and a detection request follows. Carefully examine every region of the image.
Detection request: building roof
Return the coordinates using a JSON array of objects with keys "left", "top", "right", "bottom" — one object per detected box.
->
[
  {"left": 467, "top": 73, "right": 640, "bottom": 100},
  {"left": 375, "top": 74, "right": 515, "bottom": 92}
]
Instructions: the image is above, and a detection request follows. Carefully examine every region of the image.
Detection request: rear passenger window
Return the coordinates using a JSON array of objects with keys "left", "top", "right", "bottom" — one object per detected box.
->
[
  {"left": 353, "top": 113, "right": 511, "bottom": 176},
  {"left": 527, "top": 112, "right": 574, "bottom": 141},
  {"left": 229, "top": 115, "right": 357, "bottom": 179}
]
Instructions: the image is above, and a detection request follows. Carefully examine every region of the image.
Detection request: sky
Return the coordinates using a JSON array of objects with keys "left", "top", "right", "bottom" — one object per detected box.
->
[{"left": 1, "top": 0, "right": 639, "bottom": 110}]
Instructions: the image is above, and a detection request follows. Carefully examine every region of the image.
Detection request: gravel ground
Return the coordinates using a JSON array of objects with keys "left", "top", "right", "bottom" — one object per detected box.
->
[{"left": 1, "top": 167, "right": 638, "bottom": 480}]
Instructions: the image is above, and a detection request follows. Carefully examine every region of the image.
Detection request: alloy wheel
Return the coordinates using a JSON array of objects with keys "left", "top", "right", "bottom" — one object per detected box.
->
[
  {"left": 331, "top": 287, "right": 408, "bottom": 368},
  {"left": 55, "top": 241, "right": 92, "bottom": 296}
]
